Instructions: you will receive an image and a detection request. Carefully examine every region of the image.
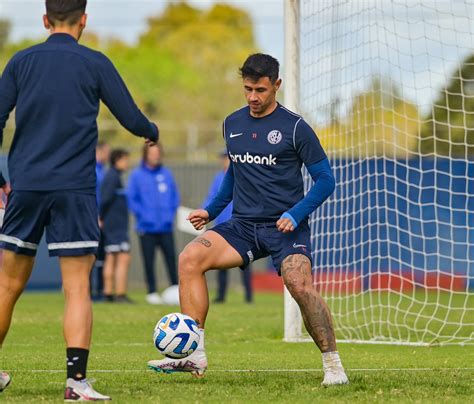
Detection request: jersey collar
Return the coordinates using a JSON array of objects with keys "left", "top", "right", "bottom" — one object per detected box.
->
[
  {"left": 248, "top": 102, "right": 281, "bottom": 120},
  {"left": 46, "top": 33, "right": 78, "bottom": 44}
]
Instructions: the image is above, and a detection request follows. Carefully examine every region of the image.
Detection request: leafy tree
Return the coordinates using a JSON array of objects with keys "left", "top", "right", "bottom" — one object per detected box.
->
[
  {"left": 318, "top": 77, "right": 420, "bottom": 158},
  {"left": 0, "top": 2, "right": 258, "bottom": 158},
  {"left": 420, "top": 54, "right": 474, "bottom": 157},
  {"left": 96, "top": 2, "right": 257, "bottom": 153},
  {"left": 138, "top": 2, "right": 257, "bottom": 122}
]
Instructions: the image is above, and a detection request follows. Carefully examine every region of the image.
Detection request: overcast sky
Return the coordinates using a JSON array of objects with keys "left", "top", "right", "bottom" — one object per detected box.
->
[{"left": 0, "top": 0, "right": 285, "bottom": 61}]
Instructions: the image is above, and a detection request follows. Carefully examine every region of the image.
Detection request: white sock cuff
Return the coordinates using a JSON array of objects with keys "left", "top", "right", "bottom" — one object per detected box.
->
[
  {"left": 322, "top": 351, "right": 339, "bottom": 359},
  {"left": 198, "top": 328, "right": 205, "bottom": 349},
  {"left": 322, "top": 351, "right": 343, "bottom": 369}
]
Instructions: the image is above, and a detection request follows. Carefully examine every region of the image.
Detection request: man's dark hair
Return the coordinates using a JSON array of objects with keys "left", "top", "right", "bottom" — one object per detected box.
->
[
  {"left": 239, "top": 53, "right": 280, "bottom": 83},
  {"left": 110, "top": 148, "right": 129, "bottom": 167},
  {"left": 46, "top": 0, "right": 87, "bottom": 26}
]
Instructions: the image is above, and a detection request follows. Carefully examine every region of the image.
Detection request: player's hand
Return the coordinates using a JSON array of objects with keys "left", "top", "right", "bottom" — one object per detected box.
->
[
  {"left": 2, "top": 183, "right": 11, "bottom": 195},
  {"left": 276, "top": 217, "right": 295, "bottom": 233},
  {"left": 0, "top": 183, "right": 10, "bottom": 209},
  {"left": 188, "top": 209, "right": 210, "bottom": 231}
]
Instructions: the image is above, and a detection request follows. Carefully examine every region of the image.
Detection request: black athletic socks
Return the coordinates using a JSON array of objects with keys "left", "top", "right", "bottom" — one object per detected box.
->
[{"left": 66, "top": 348, "right": 89, "bottom": 381}]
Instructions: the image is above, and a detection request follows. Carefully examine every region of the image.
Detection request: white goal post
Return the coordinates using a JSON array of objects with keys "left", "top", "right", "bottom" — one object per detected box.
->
[{"left": 284, "top": 0, "right": 474, "bottom": 346}]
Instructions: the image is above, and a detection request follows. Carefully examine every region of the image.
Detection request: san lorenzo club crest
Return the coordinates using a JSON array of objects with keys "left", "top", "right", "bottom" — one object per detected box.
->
[{"left": 267, "top": 130, "right": 282, "bottom": 145}]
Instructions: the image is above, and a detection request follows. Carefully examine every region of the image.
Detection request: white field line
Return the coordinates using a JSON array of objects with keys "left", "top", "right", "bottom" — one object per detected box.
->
[
  {"left": 6, "top": 343, "right": 150, "bottom": 347},
  {"left": 9, "top": 341, "right": 474, "bottom": 347},
  {"left": 4, "top": 368, "right": 474, "bottom": 373}
]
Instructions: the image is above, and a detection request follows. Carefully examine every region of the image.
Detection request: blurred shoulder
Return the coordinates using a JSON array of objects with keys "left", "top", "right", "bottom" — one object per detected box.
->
[{"left": 224, "top": 105, "right": 249, "bottom": 125}]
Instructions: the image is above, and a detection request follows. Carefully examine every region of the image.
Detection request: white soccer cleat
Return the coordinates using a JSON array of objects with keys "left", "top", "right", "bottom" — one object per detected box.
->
[
  {"left": 64, "top": 378, "right": 111, "bottom": 401},
  {"left": 0, "top": 372, "right": 11, "bottom": 392},
  {"left": 321, "top": 351, "right": 349, "bottom": 386},
  {"left": 321, "top": 366, "right": 349, "bottom": 386},
  {"left": 148, "top": 348, "right": 208, "bottom": 377},
  {"left": 146, "top": 292, "right": 163, "bottom": 305}
]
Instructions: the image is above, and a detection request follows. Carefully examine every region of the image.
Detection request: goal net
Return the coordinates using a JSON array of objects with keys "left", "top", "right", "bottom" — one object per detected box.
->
[{"left": 284, "top": 0, "right": 474, "bottom": 345}]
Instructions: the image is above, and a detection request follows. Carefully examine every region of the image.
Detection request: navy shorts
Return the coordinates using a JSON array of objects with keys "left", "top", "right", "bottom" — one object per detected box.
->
[
  {"left": 0, "top": 190, "right": 99, "bottom": 257},
  {"left": 211, "top": 218, "right": 312, "bottom": 274},
  {"left": 104, "top": 232, "right": 130, "bottom": 254}
]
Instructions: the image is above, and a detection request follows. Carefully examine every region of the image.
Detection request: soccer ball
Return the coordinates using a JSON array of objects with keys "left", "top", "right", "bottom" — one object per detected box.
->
[{"left": 153, "top": 313, "right": 200, "bottom": 359}]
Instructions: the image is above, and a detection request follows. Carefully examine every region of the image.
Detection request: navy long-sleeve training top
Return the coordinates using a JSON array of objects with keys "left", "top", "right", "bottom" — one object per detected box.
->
[
  {"left": 0, "top": 33, "right": 158, "bottom": 191},
  {"left": 206, "top": 104, "right": 330, "bottom": 222},
  {"left": 205, "top": 104, "right": 336, "bottom": 225}
]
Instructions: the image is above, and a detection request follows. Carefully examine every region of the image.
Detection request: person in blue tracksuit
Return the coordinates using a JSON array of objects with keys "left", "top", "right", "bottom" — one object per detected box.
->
[
  {"left": 0, "top": 1, "right": 158, "bottom": 399},
  {"left": 100, "top": 149, "right": 132, "bottom": 304},
  {"left": 92, "top": 141, "right": 110, "bottom": 300},
  {"left": 128, "top": 143, "right": 180, "bottom": 304},
  {"left": 204, "top": 150, "right": 253, "bottom": 303}
]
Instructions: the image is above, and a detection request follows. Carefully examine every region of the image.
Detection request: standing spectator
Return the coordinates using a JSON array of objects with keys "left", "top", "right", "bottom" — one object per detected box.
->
[
  {"left": 93, "top": 141, "right": 110, "bottom": 300},
  {"left": 204, "top": 150, "right": 253, "bottom": 303},
  {"left": 128, "top": 143, "right": 180, "bottom": 304},
  {"left": 100, "top": 149, "right": 132, "bottom": 303}
]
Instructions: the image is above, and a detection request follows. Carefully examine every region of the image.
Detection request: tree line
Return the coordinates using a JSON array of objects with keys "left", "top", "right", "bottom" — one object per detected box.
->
[{"left": 0, "top": 2, "right": 472, "bottom": 159}]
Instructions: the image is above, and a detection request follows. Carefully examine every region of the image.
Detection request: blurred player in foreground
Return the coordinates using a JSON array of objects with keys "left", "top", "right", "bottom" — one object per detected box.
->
[
  {"left": 0, "top": 0, "right": 158, "bottom": 400},
  {"left": 148, "top": 54, "right": 349, "bottom": 386},
  {"left": 100, "top": 149, "right": 133, "bottom": 303}
]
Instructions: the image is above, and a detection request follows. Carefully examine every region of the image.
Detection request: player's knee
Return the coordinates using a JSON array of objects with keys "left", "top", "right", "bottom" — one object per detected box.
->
[
  {"left": 0, "top": 274, "right": 25, "bottom": 297},
  {"left": 63, "top": 277, "right": 91, "bottom": 298},
  {"left": 281, "top": 255, "right": 312, "bottom": 299},
  {"left": 283, "top": 275, "right": 308, "bottom": 299},
  {"left": 178, "top": 246, "right": 206, "bottom": 277}
]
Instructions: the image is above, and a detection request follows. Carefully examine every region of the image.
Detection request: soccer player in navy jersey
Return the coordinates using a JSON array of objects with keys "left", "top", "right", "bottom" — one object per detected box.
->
[
  {"left": 148, "top": 54, "right": 349, "bottom": 386},
  {"left": 0, "top": 0, "right": 158, "bottom": 400}
]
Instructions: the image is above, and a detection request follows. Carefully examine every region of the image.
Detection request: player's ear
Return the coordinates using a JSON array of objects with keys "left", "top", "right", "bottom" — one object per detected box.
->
[
  {"left": 80, "top": 14, "right": 88, "bottom": 29},
  {"left": 275, "top": 78, "right": 282, "bottom": 91},
  {"left": 43, "top": 15, "right": 51, "bottom": 30}
]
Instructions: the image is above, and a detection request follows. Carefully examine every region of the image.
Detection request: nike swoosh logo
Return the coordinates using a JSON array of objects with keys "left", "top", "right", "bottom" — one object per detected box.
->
[
  {"left": 293, "top": 243, "right": 307, "bottom": 249},
  {"left": 230, "top": 133, "right": 243, "bottom": 138}
]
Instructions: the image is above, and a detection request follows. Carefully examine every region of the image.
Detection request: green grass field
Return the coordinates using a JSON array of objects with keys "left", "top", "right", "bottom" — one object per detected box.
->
[{"left": 1, "top": 291, "right": 473, "bottom": 403}]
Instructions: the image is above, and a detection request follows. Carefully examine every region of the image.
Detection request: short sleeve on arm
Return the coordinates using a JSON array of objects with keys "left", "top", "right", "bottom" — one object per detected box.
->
[{"left": 293, "top": 119, "right": 326, "bottom": 167}]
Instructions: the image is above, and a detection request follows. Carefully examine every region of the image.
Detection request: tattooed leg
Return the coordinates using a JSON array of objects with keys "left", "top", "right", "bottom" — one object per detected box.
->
[
  {"left": 281, "top": 254, "right": 337, "bottom": 353},
  {"left": 193, "top": 237, "right": 212, "bottom": 248},
  {"left": 178, "top": 231, "right": 244, "bottom": 328}
]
